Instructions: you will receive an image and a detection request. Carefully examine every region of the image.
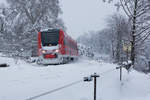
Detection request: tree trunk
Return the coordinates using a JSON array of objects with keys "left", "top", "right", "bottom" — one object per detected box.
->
[{"left": 130, "top": 0, "right": 138, "bottom": 66}]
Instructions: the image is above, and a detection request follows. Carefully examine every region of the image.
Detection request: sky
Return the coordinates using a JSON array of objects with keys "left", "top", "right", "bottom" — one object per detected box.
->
[
  {"left": 60, "top": 0, "right": 118, "bottom": 39},
  {"left": 0, "top": 0, "right": 118, "bottom": 39},
  {"left": 0, "top": 0, "right": 6, "bottom": 5}
]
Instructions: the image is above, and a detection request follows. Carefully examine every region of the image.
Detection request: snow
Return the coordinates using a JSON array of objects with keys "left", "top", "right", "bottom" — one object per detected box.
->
[
  {"left": 0, "top": 56, "right": 150, "bottom": 100},
  {"left": 40, "top": 28, "right": 54, "bottom": 32}
]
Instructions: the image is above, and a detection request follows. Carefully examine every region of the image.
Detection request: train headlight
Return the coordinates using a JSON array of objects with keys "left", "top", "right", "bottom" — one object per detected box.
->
[
  {"left": 55, "top": 49, "right": 59, "bottom": 53},
  {"left": 41, "top": 50, "right": 47, "bottom": 53}
]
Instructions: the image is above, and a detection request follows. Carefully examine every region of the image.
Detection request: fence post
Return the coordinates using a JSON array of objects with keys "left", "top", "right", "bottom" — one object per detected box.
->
[
  {"left": 148, "top": 61, "right": 150, "bottom": 71},
  {"left": 120, "top": 66, "right": 122, "bottom": 81},
  {"left": 91, "top": 73, "right": 100, "bottom": 100}
]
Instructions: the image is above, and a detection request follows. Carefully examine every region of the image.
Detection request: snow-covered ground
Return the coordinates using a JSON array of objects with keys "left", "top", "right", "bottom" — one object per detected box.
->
[{"left": 0, "top": 56, "right": 150, "bottom": 100}]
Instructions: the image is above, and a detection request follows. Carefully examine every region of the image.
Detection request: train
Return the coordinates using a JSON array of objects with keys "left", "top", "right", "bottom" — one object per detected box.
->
[{"left": 37, "top": 29, "right": 78, "bottom": 64}]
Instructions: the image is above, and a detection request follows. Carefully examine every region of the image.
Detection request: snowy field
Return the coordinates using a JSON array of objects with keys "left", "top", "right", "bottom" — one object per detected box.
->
[{"left": 0, "top": 56, "right": 150, "bottom": 100}]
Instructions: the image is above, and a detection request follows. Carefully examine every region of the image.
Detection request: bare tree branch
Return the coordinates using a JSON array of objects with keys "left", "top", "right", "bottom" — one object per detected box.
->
[
  {"left": 135, "top": 31, "right": 150, "bottom": 43},
  {"left": 135, "top": 25, "right": 150, "bottom": 37},
  {"left": 120, "top": 0, "right": 132, "bottom": 18}
]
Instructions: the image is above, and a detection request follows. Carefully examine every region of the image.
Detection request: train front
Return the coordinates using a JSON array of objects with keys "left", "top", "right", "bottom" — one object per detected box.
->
[{"left": 37, "top": 29, "right": 63, "bottom": 64}]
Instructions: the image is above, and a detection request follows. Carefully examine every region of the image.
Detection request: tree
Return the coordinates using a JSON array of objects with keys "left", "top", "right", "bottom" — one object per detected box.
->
[
  {"left": 1, "top": 0, "right": 65, "bottom": 57},
  {"left": 120, "top": 0, "right": 150, "bottom": 66},
  {"left": 103, "top": 0, "right": 150, "bottom": 66},
  {"left": 107, "top": 14, "right": 130, "bottom": 63},
  {"left": 77, "top": 14, "right": 129, "bottom": 62}
]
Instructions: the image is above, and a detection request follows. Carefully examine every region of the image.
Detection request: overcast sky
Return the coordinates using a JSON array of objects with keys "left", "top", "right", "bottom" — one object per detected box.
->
[
  {"left": 0, "top": 0, "right": 6, "bottom": 5},
  {"left": 0, "top": 0, "right": 118, "bottom": 39},
  {"left": 60, "top": 0, "right": 118, "bottom": 39}
]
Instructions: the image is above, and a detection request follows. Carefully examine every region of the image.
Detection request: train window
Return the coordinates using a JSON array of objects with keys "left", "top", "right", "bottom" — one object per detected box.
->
[{"left": 41, "top": 30, "right": 59, "bottom": 46}]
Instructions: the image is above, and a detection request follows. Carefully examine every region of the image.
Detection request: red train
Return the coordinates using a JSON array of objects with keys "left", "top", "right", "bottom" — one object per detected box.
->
[{"left": 37, "top": 29, "right": 78, "bottom": 64}]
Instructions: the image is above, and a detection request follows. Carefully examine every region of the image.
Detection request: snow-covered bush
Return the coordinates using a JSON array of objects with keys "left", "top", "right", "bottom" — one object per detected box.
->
[
  {"left": 135, "top": 55, "right": 150, "bottom": 72},
  {"left": 77, "top": 43, "right": 94, "bottom": 58}
]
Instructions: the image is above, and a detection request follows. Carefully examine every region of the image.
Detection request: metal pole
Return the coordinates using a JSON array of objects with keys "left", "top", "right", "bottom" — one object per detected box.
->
[
  {"left": 120, "top": 66, "right": 122, "bottom": 81},
  {"left": 148, "top": 61, "right": 150, "bottom": 71},
  {"left": 94, "top": 76, "right": 96, "bottom": 100},
  {"left": 127, "top": 47, "right": 129, "bottom": 63},
  {"left": 91, "top": 73, "right": 100, "bottom": 100}
]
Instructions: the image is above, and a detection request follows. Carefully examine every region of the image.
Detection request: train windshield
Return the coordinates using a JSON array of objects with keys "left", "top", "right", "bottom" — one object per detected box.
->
[{"left": 41, "top": 30, "right": 59, "bottom": 46}]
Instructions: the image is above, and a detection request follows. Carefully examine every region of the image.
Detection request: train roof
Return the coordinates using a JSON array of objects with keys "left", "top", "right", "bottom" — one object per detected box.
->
[
  {"left": 40, "top": 28, "right": 60, "bottom": 32},
  {"left": 40, "top": 28, "right": 76, "bottom": 43}
]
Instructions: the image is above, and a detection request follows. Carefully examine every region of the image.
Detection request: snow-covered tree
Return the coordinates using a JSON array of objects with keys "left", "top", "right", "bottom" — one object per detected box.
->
[
  {"left": 77, "top": 30, "right": 111, "bottom": 55},
  {"left": 0, "top": 0, "right": 65, "bottom": 57},
  {"left": 107, "top": 14, "right": 130, "bottom": 63},
  {"left": 103, "top": 0, "right": 150, "bottom": 67},
  {"left": 77, "top": 43, "right": 94, "bottom": 58},
  {"left": 119, "top": 0, "right": 150, "bottom": 66},
  {"left": 78, "top": 13, "right": 129, "bottom": 63}
]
